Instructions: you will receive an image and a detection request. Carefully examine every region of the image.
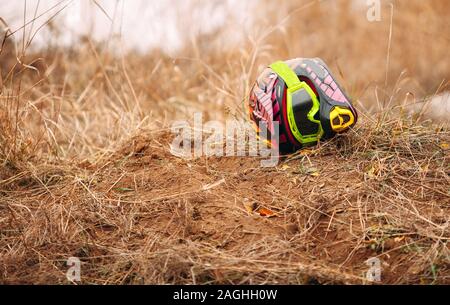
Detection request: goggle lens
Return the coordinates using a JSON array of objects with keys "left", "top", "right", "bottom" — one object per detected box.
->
[{"left": 291, "top": 88, "right": 320, "bottom": 136}]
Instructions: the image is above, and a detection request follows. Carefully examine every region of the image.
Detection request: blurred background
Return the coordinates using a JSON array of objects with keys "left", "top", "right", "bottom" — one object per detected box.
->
[
  {"left": 1, "top": 0, "right": 256, "bottom": 53},
  {"left": 1, "top": 0, "right": 449, "bottom": 158}
]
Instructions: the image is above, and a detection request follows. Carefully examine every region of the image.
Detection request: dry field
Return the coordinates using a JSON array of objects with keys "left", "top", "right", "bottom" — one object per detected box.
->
[{"left": 0, "top": 0, "right": 449, "bottom": 284}]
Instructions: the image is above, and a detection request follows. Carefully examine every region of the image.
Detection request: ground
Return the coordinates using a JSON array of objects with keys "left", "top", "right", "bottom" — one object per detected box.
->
[{"left": 1, "top": 122, "right": 448, "bottom": 284}]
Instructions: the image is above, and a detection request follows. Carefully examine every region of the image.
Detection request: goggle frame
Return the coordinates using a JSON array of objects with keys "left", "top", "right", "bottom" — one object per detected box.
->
[{"left": 270, "top": 61, "right": 324, "bottom": 145}]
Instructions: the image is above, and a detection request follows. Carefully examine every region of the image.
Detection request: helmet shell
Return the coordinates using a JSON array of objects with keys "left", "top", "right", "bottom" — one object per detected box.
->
[{"left": 249, "top": 58, "right": 357, "bottom": 153}]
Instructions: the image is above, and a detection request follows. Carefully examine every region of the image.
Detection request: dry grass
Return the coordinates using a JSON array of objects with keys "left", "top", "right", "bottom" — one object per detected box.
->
[{"left": 0, "top": 0, "right": 449, "bottom": 284}]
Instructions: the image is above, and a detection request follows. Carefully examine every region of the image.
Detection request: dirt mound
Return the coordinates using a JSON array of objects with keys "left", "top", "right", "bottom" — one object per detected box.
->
[{"left": 1, "top": 123, "right": 448, "bottom": 284}]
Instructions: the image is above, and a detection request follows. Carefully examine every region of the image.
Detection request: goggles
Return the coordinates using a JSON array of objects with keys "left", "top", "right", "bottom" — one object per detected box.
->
[{"left": 270, "top": 61, "right": 323, "bottom": 145}]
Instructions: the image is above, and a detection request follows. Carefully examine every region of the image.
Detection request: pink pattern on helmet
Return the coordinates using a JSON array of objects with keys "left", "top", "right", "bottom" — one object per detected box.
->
[
  {"left": 331, "top": 88, "right": 346, "bottom": 103},
  {"left": 307, "top": 67, "right": 350, "bottom": 105},
  {"left": 325, "top": 88, "right": 334, "bottom": 97}
]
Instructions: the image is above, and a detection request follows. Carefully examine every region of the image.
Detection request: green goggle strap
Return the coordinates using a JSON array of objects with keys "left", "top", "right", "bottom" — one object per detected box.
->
[
  {"left": 270, "top": 61, "right": 303, "bottom": 88},
  {"left": 270, "top": 61, "right": 323, "bottom": 144}
]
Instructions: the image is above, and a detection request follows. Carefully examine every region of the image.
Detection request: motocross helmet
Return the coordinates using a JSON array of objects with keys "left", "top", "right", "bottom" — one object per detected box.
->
[{"left": 249, "top": 58, "right": 358, "bottom": 153}]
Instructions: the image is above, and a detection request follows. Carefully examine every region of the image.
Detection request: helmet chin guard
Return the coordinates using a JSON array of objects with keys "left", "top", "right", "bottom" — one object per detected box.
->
[{"left": 249, "top": 58, "right": 358, "bottom": 153}]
